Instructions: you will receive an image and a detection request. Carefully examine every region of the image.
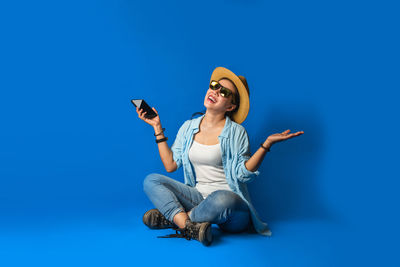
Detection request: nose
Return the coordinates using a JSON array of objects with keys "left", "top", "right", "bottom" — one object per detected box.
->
[{"left": 210, "top": 88, "right": 221, "bottom": 96}]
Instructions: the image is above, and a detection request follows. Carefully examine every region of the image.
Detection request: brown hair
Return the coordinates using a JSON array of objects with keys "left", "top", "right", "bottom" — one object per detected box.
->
[{"left": 219, "top": 77, "right": 240, "bottom": 120}]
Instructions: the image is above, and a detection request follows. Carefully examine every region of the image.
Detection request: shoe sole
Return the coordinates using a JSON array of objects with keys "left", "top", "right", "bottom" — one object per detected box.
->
[{"left": 199, "top": 222, "right": 213, "bottom": 246}]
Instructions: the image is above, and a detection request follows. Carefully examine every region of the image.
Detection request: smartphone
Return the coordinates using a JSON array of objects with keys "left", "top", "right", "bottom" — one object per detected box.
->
[{"left": 131, "top": 99, "right": 158, "bottom": 119}]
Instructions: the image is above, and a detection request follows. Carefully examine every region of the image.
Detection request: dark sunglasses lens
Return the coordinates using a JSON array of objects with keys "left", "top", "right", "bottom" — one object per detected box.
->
[
  {"left": 210, "top": 80, "right": 220, "bottom": 90},
  {"left": 220, "top": 88, "right": 232, "bottom": 98}
]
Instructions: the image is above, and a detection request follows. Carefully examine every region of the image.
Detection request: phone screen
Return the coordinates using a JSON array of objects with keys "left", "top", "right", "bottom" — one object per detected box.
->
[{"left": 131, "top": 99, "right": 157, "bottom": 119}]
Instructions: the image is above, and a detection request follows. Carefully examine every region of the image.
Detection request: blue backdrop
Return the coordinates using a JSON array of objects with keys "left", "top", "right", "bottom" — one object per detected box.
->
[{"left": 1, "top": 0, "right": 399, "bottom": 266}]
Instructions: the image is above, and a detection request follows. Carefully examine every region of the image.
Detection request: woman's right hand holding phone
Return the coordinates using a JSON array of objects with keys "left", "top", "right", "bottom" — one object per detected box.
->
[{"left": 136, "top": 107, "right": 162, "bottom": 128}]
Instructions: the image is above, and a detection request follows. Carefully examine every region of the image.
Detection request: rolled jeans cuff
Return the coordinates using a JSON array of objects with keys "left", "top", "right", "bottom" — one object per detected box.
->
[{"left": 167, "top": 207, "right": 185, "bottom": 223}]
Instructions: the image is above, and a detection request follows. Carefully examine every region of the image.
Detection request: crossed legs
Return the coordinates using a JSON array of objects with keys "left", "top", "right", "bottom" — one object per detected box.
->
[{"left": 143, "top": 173, "right": 250, "bottom": 233}]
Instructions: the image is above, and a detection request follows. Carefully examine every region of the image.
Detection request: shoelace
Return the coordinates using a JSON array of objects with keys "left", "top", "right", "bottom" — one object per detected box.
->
[
  {"left": 151, "top": 213, "right": 176, "bottom": 228},
  {"left": 157, "top": 224, "right": 198, "bottom": 240},
  {"left": 158, "top": 216, "right": 175, "bottom": 227}
]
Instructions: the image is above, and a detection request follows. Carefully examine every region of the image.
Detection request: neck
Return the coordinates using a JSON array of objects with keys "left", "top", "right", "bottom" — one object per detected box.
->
[{"left": 202, "top": 110, "right": 226, "bottom": 128}]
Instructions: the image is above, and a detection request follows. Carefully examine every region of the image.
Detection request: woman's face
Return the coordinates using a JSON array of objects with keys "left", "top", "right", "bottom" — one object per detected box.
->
[{"left": 204, "top": 78, "right": 238, "bottom": 114}]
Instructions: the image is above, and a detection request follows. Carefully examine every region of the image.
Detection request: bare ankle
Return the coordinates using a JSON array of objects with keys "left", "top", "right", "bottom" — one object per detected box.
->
[{"left": 173, "top": 212, "right": 189, "bottom": 229}]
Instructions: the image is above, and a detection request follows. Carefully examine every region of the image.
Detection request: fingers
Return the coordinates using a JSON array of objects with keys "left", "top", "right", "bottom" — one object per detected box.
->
[
  {"left": 137, "top": 108, "right": 147, "bottom": 120},
  {"left": 281, "top": 130, "right": 304, "bottom": 136},
  {"left": 274, "top": 130, "right": 304, "bottom": 137},
  {"left": 285, "top": 131, "right": 304, "bottom": 139},
  {"left": 293, "top": 131, "right": 304, "bottom": 136}
]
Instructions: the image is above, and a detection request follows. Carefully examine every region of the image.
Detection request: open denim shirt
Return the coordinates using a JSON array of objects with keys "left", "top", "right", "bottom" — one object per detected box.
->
[{"left": 171, "top": 114, "right": 271, "bottom": 236}]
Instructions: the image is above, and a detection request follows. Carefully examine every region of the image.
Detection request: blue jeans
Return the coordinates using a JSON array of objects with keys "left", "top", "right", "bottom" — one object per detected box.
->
[{"left": 143, "top": 173, "right": 251, "bottom": 233}]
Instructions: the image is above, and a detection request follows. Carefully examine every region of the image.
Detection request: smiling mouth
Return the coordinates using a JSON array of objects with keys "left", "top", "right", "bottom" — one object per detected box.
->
[{"left": 207, "top": 95, "right": 216, "bottom": 103}]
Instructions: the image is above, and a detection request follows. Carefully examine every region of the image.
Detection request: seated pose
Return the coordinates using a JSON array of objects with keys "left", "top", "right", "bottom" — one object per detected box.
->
[{"left": 136, "top": 67, "right": 304, "bottom": 246}]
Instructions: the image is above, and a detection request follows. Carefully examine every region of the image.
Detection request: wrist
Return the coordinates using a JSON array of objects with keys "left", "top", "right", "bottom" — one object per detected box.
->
[
  {"left": 153, "top": 124, "right": 163, "bottom": 132},
  {"left": 263, "top": 140, "right": 272, "bottom": 148}
]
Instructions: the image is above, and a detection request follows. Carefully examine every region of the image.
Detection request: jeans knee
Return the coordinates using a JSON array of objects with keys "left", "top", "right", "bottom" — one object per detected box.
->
[
  {"left": 143, "top": 173, "right": 162, "bottom": 193},
  {"left": 210, "top": 190, "right": 245, "bottom": 211}
]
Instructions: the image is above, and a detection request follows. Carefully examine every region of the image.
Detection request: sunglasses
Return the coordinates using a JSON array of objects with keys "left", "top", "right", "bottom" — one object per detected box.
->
[{"left": 209, "top": 80, "right": 236, "bottom": 104}]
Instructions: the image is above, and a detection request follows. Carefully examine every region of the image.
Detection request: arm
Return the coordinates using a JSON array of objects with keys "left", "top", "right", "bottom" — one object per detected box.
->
[
  {"left": 155, "top": 119, "right": 190, "bottom": 172},
  {"left": 136, "top": 106, "right": 179, "bottom": 173},
  {"left": 244, "top": 140, "right": 272, "bottom": 172},
  {"left": 153, "top": 124, "right": 177, "bottom": 173},
  {"left": 245, "top": 129, "right": 305, "bottom": 172}
]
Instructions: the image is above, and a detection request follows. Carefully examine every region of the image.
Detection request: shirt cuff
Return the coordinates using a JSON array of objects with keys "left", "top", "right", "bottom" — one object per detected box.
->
[
  {"left": 173, "top": 154, "right": 182, "bottom": 169},
  {"left": 242, "top": 160, "right": 260, "bottom": 177}
]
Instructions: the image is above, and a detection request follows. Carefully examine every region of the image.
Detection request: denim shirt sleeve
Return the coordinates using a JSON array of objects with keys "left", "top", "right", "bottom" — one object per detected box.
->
[
  {"left": 170, "top": 120, "right": 190, "bottom": 170},
  {"left": 234, "top": 127, "right": 260, "bottom": 183}
]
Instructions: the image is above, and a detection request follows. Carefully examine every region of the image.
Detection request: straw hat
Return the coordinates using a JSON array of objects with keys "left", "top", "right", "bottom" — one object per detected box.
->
[{"left": 210, "top": 67, "right": 250, "bottom": 124}]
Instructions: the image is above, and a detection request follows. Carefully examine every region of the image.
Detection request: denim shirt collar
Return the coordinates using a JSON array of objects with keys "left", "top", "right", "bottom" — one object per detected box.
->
[{"left": 191, "top": 114, "right": 231, "bottom": 139}]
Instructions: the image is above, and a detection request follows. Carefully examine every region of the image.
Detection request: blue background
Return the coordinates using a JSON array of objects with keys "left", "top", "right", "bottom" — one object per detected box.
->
[{"left": 1, "top": 0, "right": 399, "bottom": 266}]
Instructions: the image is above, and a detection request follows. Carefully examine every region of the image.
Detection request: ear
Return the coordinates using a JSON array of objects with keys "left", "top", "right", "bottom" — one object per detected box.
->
[{"left": 227, "top": 104, "right": 237, "bottom": 112}]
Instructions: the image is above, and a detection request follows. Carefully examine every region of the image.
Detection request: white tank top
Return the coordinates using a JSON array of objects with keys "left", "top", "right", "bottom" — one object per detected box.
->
[{"left": 188, "top": 140, "right": 231, "bottom": 198}]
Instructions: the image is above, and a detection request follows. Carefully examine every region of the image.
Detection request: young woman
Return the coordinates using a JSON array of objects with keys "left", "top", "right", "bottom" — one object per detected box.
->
[{"left": 136, "top": 67, "right": 304, "bottom": 246}]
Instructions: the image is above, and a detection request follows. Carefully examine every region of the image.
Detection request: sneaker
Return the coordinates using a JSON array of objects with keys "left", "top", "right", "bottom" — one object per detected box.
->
[
  {"left": 158, "top": 220, "right": 213, "bottom": 246},
  {"left": 142, "top": 209, "right": 177, "bottom": 229}
]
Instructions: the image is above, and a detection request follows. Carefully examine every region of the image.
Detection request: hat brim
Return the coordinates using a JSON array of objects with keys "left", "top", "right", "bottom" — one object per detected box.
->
[{"left": 210, "top": 67, "right": 249, "bottom": 124}]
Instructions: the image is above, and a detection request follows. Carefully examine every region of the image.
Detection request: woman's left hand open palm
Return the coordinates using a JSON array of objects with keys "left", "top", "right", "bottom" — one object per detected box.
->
[{"left": 266, "top": 129, "right": 304, "bottom": 146}]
